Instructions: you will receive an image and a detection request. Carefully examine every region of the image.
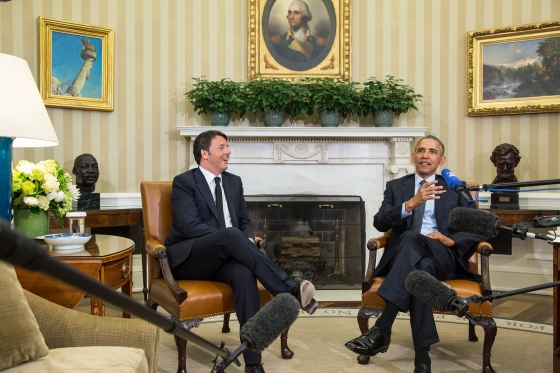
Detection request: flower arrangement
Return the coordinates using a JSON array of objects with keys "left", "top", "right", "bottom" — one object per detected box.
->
[{"left": 12, "top": 160, "right": 81, "bottom": 226}]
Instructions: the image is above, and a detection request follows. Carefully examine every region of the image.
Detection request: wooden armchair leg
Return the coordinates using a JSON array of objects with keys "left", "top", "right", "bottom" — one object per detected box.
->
[
  {"left": 470, "top": 317, "right": 497, "bottom": 373},
  {"left": 222, "top": 313, "right": 231, "bottom": 333},
  {"left": 173, "top": 335, "right": 187, "bottom": 373},
  {"left": 469, "top": 322, "right": 479, "bottom": 341},
  {"left": 356, "top": 308, "right": 382, "bottom": 365},
  {"left": 280, "top": 327, "right": 294, "bottom": 359}
]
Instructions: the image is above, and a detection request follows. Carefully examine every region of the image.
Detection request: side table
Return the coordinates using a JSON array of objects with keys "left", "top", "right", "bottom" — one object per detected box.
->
[{"left": 15, "top": 234, "right": 134, "bottom": 318}]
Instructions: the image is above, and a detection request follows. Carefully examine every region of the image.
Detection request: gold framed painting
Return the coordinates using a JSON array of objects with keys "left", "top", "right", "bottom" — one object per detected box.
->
[
  {"left": 467, "top": 20, "right": 560, "bottom": 116},
  {"left": 248, "top": 0, "right": 351, "bottom": 81},
  {"left": 39, "top": 17, "right": 114, "bottom": 111}
]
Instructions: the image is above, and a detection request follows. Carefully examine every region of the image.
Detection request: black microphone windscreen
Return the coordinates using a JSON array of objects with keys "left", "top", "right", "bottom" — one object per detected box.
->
[
  {"left": 448, "top": 207, "right": 500, "bottom": 238},
  {"left": 405, "top": 270, "right": 458, "bottom": 312},
  {"left": 240, "top": 293, "right": 300, "bottom": 352}
]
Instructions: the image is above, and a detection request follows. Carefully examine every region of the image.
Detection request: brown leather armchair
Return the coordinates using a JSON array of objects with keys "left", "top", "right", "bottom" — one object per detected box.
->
[
  {"left": 140, "top": 181, "right": 292, "bottom": 373},
  {"left": 357, "top": 234, "right": 496, "bottom": 373}
]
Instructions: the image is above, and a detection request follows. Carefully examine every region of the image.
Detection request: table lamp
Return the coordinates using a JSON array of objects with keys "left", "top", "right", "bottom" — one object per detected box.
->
[{"left": 0, "top": 53, "right": 59, "bottom": 222}]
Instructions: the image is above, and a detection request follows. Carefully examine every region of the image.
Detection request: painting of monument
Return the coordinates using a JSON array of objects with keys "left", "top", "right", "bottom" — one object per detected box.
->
[{"left": 51, "top": 31, "right": 103, "bottom": 99}]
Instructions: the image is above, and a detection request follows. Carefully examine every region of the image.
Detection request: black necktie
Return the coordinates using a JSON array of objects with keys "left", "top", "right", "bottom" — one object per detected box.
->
[
  {"left": 214, "top": 177, "right": 226, "bottom": 230},
  {"left": 410, "top": 180, "right": 427, "bottom": 233}
]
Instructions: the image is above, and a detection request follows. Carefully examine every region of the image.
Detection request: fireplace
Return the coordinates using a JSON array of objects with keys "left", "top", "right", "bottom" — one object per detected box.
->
[
  {"left": 178, "top": 126, "right": 428, "bottom": 280},
  {"left": 246, "top": 195, "right": 364, "bottom": 289}
]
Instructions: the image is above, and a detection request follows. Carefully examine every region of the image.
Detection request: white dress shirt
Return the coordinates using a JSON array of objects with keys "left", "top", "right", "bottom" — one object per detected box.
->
[
  {"left": 198, "top": 166, "right": 233, "bottom": 228},
  {"left": 401, "top": 174, "right": 438, "bottom": 236}
]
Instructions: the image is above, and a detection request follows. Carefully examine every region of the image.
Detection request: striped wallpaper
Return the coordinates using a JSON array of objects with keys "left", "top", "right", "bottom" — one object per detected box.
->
[{"left": 1, "top": 0, "right": 559, "bottom": 193}]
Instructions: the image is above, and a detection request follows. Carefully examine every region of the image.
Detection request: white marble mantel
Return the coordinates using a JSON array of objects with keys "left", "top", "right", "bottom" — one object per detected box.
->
[{"left": 178, "top": 126, "right": 428, "bottom": 251}]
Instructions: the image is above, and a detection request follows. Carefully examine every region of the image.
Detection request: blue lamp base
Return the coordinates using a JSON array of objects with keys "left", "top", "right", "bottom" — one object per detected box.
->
[{"left": 0, "top": 137, "right": 13, "bottom": 222}]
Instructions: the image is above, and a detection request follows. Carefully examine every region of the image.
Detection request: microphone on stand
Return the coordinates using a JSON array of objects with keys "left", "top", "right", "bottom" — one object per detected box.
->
[
  {"left": 0, "top": 219, "right": 299, "bottom": 373},
  {"left": 448, "top": 207, "right": 554, "bottom": 241},
  {"left": 404, "top": 270, "right": 479, "bottom": 322},
  {"left": 441, "top": 168, "right": 475, "bottom": 203},
  {"left": 211, "top": 293, "right": 299, "bottom": 372}
]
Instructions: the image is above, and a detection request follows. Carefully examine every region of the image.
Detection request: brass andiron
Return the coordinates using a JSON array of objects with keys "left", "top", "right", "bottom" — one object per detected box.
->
[
  {"left": 262, "top": 218, "right": 268, "bottom": 241},
  {"left": 327, "top": 219, "right": 353, "bottom": 285}
]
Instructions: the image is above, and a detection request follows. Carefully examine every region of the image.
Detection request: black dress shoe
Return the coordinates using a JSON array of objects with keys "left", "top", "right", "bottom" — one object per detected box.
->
[
  {"left": 413, "top": 362, "right": 431, "bottom": 373},
  {"left": 245, "top": 363, "right": 266, "bottom": 373},
  {"left": 344, "top": 325, "right": 391, "bottom": 356}
]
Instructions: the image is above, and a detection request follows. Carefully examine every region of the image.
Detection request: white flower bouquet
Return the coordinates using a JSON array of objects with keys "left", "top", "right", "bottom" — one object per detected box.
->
[{"left": 12, "top": 160, "right": 81, "bottom": 226}]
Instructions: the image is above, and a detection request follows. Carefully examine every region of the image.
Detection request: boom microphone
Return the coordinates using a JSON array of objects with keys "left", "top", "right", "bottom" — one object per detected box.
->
[
  {"left": 241, "top": 293, "right": 300, "bottom": 352},
  {"left": 212, "top": 293, "right": 300, "bottom": 372},
  {"left": 442, "top": 168, "right": 473, "bottom": 202},
  {"left": 404, "top": 270, "right": 476, "bottom": 321},
  {"left": 448, "top": 207, "right": 501, "bottom": 238},
  {"left": 448, "top": 207, "right": 553, "bottom": 241}
]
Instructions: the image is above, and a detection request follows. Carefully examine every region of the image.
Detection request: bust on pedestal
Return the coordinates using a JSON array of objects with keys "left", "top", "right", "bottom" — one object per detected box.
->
[
  {"left": 73, "top": 153, "right": 100, "bottom": 210},
  {"left": 490, "top": 143, "right": 521, "bottom": 210}
]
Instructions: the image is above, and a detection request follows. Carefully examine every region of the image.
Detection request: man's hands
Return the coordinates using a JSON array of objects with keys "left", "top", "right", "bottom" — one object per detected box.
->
[
  {"left": 426, "top": 231, "right": 455, "bottom": 247},
  {"left": 404, "top": 180, "right": 446, "bottom": 213}
]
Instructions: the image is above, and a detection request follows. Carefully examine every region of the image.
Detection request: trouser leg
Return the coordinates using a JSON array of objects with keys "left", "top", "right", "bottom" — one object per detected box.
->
[
  {"left": 172, "top": 228, "right": 297, "bottom": 295},
  {"left": 376, "top": 231, "right": 458, "bottom": 349},
  {"left": 213, "top": 260, "right": 261, "bottom": 365}
]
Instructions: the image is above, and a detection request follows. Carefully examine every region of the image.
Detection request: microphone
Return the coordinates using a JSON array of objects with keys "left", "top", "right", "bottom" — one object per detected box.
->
[
  {"left": 442, "top": 168, "right": 473, "bottom": 202},
  {"left": 448, "top": 207, "right": 553, "bottom": 241},
  {"left": 404, "top": 270, "right": 477, "bottom": 321},
  {"left": 241, "top": 293, "right": 300, "bottom": 352},
  {"left": 212, "top": 293, "right": 300, "bottom": 372},
  {"left": 448, "top": 207, "right": 501, "bottom": 238}
]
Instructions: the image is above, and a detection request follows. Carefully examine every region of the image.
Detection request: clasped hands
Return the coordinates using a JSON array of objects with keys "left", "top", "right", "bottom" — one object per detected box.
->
[{"left": 405, "top": 180, "right": 455, "bottom": 247}]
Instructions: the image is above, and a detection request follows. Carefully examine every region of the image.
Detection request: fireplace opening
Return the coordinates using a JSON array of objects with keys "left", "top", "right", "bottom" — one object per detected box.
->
[{"left": 246, "top": 195, "right": 365, "bottom": 290}]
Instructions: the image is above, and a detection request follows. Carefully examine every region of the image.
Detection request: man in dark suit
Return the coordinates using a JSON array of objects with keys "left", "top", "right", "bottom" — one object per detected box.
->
[
  {"left": 345, "top": 135, "right": 485, "bottom": 373},
  {"left": 165, "top": 130, "right": 317, "bottom": 373}
]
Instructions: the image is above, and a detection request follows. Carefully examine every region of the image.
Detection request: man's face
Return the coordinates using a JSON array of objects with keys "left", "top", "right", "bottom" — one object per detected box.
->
[
  {"left": 200, "top": 135, "right": 231, "bottom": 176},
  {"left": 495, "top": 152, "right": 516, "bottom": 175},
  {"left": 411, "top": 139, "right": 446, "bottom": 178},
  {"left": 73, "top": 155, "right": 99, "bottom": 187},
  {"left": 287, "top": 3, "right": 305, "bottom": 31}
]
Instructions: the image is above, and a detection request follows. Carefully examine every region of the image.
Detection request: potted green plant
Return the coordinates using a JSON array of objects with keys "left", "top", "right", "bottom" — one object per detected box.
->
[
  {"left": 246, "top": 75, "right": 303, "bottom": 127},
  {"left": 306, "top": 78, "right": 360, "bottom": 127},
  {"left": 184, "top": 77, "right": 245, "bottom": 126},
  {"left": 360, "top": 75, "right": 423, "bottom": 127}
]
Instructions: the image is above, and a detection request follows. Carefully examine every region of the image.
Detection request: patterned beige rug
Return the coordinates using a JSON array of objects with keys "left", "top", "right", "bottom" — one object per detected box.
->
[{"left": 156, "top": 309, "right": 552, "bottom": 373}]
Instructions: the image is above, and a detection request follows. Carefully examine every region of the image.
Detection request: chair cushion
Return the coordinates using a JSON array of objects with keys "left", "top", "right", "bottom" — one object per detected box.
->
[
  {"left": 150, "top": 279, "right": 274, "bottom": 321},
  {"left": 5, "top": 346, "right": 148, "bottom": 373},
  {"left": 0, "top": 261, "right": 49, "bottom": 371},
  {"left": 362, "top": 276, "right": 492, "bottom": 316}
]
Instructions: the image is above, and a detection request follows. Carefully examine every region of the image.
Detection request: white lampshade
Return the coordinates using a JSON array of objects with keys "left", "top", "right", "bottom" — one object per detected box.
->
[{"left": 0, "top": 53, "right": 58, "bottom": 147}]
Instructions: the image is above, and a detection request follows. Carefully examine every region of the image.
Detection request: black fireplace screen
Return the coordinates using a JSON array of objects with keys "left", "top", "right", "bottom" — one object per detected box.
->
[{"left": 246, "top": 195, "right": 365, "bottom": 290}]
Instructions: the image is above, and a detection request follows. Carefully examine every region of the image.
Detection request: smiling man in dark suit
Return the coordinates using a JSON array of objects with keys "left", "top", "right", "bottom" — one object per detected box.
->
[
  {"left": 344, "top": 135, "right": 485, "bottom": 373},
  {"left": 165, "top": 130, "right": 317, "bottom": 373}
]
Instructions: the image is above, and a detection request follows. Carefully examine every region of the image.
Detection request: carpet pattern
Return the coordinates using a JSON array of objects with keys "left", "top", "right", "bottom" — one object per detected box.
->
[{"left": 157, "top": 309, "right": 552, "bottom": 373}]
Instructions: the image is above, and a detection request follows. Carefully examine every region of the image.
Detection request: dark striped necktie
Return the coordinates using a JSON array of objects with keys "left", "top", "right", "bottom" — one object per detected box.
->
[
  {"left": 410, "top": 180, "right": 427, "bottom": 233},
  {"left": 214, "top": 177, "right": 226, "bottom": 230}
]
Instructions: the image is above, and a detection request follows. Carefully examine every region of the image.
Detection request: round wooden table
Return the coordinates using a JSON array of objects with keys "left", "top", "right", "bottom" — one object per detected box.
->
[{"left": 15, "top": 234, "right": 135, "bottom": 318}]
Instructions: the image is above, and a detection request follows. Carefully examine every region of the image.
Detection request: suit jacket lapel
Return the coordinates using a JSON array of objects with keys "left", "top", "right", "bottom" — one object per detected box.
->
[
  {"left": 400, "top": 175, "right": 416, "bottom": 230},
  {"left": 221, "top": 173, "right": 237, "bottom": 227},
  {"left": 194, "top": 168, "right": 219, "bottom": 219}
]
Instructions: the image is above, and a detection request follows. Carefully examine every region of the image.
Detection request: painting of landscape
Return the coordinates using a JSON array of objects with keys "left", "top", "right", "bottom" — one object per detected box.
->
[{"left": 483, "top": 37, "right": 560, "bottom": 100}]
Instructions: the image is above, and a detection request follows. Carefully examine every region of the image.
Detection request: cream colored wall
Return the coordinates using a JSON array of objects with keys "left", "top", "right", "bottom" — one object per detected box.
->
[{"left": 1, "top": 0, "right": 559, "bottom": 192}]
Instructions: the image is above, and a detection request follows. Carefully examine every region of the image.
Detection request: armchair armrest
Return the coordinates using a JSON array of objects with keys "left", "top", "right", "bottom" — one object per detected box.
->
[
  {"left": 362, "top": 233, "right": 390, "bottom": 293},
  {"left": 24, "top": 290, "right": 160, "bottom": 373},
  {"left": 145, "top": 238, "right": 188, "bottom": 304},
  {"left": 475, "top": 241, "right": 493, "bottom": 296}
]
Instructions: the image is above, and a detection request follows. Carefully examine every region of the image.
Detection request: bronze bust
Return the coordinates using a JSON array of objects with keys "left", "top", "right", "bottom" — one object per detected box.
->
[
  {"left": 490, "top": 143, "right": 521, "bottom": 185},
  {"left": 72, "top": 153, "right": 99, "bottom": 193}
]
